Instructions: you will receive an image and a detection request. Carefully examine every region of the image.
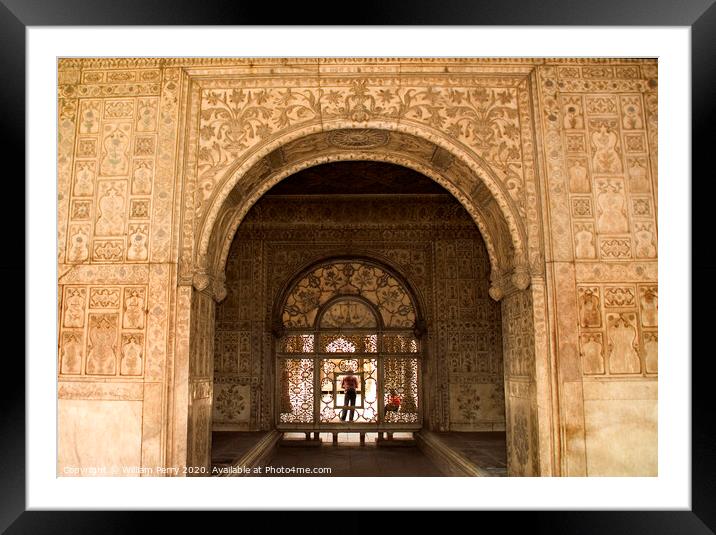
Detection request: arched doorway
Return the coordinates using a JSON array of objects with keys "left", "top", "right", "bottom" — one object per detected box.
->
[
  {"left": 275, "top": 258, "right": 423, "bottom": 433},
  {"left": 205, "top": 161, "right": 516, "bottom": 475},
  {"left": 179, "top": 127, "right": 552, "bottom": 477}
]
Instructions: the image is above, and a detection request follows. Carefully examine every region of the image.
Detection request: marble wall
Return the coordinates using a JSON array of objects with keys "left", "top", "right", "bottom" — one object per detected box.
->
[
  {"left": 57, "top": 58, "right": 658, "bottom": 476},
  {"left": 537, "top": 64, "right": 658, "bottom": 476}
]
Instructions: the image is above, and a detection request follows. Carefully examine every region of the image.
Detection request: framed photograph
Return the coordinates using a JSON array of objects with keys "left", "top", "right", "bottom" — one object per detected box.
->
[{"left": 13, "top": 0, "right": 709, "bottom": 529}]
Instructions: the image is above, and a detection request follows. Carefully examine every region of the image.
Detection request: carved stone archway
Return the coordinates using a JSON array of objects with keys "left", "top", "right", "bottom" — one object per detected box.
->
[
  {"left": 193, "top": 126, "right": 532, "bottom": 302},
  {"left": 53, "top": 57, "right": 662, "bottom": 481},
  {"left": 181, "top": 126, "right": 552, "bottom": 477}
]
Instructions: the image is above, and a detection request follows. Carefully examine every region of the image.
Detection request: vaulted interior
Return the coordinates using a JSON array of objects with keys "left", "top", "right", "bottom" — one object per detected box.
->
[{"left": 207, "top": 161, "right": 513, "bottom": 472}]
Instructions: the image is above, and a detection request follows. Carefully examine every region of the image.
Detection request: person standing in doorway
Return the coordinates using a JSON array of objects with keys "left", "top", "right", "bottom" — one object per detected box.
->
[{"left": 340, "top": 371, "right": 358, "bottom": 422}]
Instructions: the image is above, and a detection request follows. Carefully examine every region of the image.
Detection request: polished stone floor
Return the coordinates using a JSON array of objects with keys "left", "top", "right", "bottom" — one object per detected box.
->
[
  {"left": 262, "top": 442, "right": 443, "bottom": 477},
  {"left": 211, "top": 431, "right": 267, "bottom": 468},
  {"left": 435, "top": 431, "right": 507, "bottom": 476},
  {"left": 211, "top": 430, "right": 507, "bottom": 476}
]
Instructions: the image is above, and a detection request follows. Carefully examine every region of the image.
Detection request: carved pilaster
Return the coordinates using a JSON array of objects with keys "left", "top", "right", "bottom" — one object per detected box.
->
[
  {"left": 212, "top": 272, "right": 227, "bottom": 303},
  {"left": 178, "top": 251, "right": 194, "bottom": 286},
  {"left": 512, "top": 263, "right": 532, "bottom": 291},
  {"left": 489, "top": 283, "right": 504, "bottom": 302},
  {"left": 489, "top": 271, "right": 505, "bottom": 301},
  {"left": 192, "top": 268, "right": 228, "bottom": 303},
  {"left": 192, "top": 270, "right": 210, "bottom": 292}
]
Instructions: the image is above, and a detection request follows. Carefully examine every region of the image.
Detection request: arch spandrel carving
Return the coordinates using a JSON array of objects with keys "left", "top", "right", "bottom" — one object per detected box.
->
[
  {"left": 196, "top": 126, "right": 531, "bottom": 302},
  {"left": 192, "top": 97, "right": 531, "bottom": 244}
]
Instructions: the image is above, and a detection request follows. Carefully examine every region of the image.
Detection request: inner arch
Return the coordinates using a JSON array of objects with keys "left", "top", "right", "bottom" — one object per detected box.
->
[{"left": 210, "top": 169, "right": 508, "bottom": 445}]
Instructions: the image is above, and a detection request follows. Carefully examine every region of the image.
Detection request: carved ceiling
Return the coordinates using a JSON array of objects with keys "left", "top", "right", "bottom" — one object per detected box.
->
[{"left": 263, "top": 161, "right": 448, "bottom": 196}]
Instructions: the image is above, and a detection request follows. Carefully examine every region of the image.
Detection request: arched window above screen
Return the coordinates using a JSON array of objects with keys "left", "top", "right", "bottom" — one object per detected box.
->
[{"left": 281, "top": 260, "right": 417, "bottom": 329}]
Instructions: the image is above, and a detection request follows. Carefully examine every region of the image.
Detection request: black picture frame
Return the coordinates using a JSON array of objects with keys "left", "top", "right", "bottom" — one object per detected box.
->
[{"left": 7, "top": 0, "right": 711, "bottom": 530}]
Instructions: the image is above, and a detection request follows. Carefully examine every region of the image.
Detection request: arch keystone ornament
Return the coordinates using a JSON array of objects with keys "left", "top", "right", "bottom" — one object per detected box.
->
[{"left": 326, "top": 128, "right": 390, "bottom": 149}]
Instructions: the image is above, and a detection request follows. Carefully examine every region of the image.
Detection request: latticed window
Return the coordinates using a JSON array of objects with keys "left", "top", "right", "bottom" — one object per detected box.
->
[{"left": 276, "top": 261, "right": 422, "bottom": 429}]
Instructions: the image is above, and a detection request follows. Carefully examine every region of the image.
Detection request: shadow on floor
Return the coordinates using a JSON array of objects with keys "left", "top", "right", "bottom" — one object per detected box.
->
[
  {"left": 211, "top": 431, "right": 267, "bottom": 467},
  {"left": 211, "top": 430, "right": 507, "bottom": 477}
]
